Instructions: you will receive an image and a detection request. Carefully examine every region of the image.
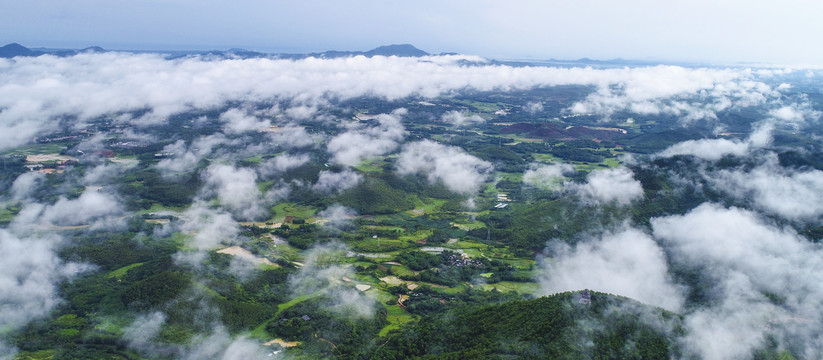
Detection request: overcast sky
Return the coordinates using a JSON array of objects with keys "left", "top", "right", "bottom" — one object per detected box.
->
[{"left": 1, "top": 0, "right": 821, "bottom": 64}]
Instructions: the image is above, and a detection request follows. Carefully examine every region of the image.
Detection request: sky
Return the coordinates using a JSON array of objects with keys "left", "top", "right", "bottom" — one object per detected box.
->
[{"left": 1, "top": 0, "right": 822, "bottom": 64}]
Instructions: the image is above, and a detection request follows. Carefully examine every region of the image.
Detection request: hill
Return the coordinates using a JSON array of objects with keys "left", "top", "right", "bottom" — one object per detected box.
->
[
  {"left": 364, "top": 44, "right": 429, "bottom": 57},
  {"left": 302, "top": 44, "right": 429, "bottom": 59},
  {"left": 0, "top": 43, "right": 43, "bottom": 58},
  {"left": 373, "top": 290, "right": 682, "bottom": 359}
]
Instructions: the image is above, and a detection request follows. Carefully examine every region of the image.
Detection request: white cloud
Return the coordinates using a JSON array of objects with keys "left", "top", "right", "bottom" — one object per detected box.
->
[
  {"left": 440, "top": 110, "right": 484, "bottom": 126},
  {"left": 327, "top": 109, "right": 406, "bottom": 166},
  {"left": 317, "top": 204, "right": 357, "bottom": 230},
  {"left": 313, "top": 169, "right": 362, "bottom": 194},
  {"left": 0, "top": 230, "right": 92, "bottom": 333},
  {"left": 201, "top": 164, "right": 265, "bottom": 220},
  {"left": 220, "top": 107, "right": 271, "bottom": 134},
  {"left": 82, "top": 163, "right": 123, "bottom": 185},
  {"left": 123, "top": 312, "right": 275, "bottom": 359},
  {"left": 525, "top": 101, "right": 543, "bottom": 114},
  {"left": 570, "top": 167, "right": 643, "bottom": 206},
  {"left": 10, "top": 171, "right": 45, "bottom": 201},
  {"left": 288, "top": 242, "right": 376, "bottom": 318},
  {"left": 709, "top": 154, "right": 823, "bottom": 222},
  {"left": 258, "top": 153, "right": 310, "bottom": 178},
  {"left": 652, "top": 203, "right": 823, "bottom": 359},
  {"left": 0, "top": 54, "right": 787, "bottom": 151},
  {"left": 177, "top": 201, "right": 239, "bottom": 252},
  {"left": 657, "top": 122, "right": 773, "bottom": 161},
  {"left": 122, "top": 311, "right": 167, "bottom": 353},
  {"left": 769, "top": 102, "right": 820, "bottom": 125},
  {"left": 568, "top": 65, "right": 775, "bottom": 122},
  {"left": 396, "top": 140, "right": 493, "bottom": 195},
  {"left": 522, "top": 162, "right": 575, "bottom": 190},
  {"left": 538, "top": 227, "right": 685, "bottom": 312},
  {"left": 269, "top": 125, "right": 318, "bottom": 149},
  {"left": 658, "top": 138, "right": 750, "bottom": 161},
  {"left": 284, "top": 105, "right": 317, "bottom": 120},
  {"left": 157, "top": 134, "right": 230, "bottom": 176},
  {"left": 13, "top": 190, "right": 124, "bottom": 228},
  {"left": 182, "top": 330, "right": 271, "bottom": 360}
]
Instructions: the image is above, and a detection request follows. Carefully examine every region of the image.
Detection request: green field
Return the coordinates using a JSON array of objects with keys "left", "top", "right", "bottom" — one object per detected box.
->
[
  {"left": 378, "top": 305, "right": 415, "bottom": 336},
  {"left": 479, "top": 281, "right": 540, "bottom": 294},
  {"left": 0, "top": 143, "right": 67, "bottom": 156},
  {"left": 271, "top": 202, "right": 317, "bottom": 222},
  {"left": 107, "top": 262, "right": 145, "bottom": 279}
]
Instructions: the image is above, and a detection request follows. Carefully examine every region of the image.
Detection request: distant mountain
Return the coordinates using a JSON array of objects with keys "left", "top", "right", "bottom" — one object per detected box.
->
[
  {"left": 296, "top": 43, "right": 430, "bottom": 59},
  {"left": 166, "top": 44, "right": 430, "bottom": 60},
  {"left": 0, "top": 43, "right": 44, "bottom": 58},
  {"left": 365, "top": 44, "right": 429, "bottom": 57},
  {"left": 0, "top": 42, "right": 430, "bottom": 60},
  {"left": 0, "top": 43, "right": 111, "bottom": 58},
  {"left": 81, "top": 46, "right": 106, "bottom": 53}
]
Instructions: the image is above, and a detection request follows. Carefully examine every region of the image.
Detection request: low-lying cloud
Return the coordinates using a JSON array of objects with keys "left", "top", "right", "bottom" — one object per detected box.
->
[
  {"left": 0, "top": 230, "right": 92, "bottom": 339},
  {"left": 440, "top": 110, "right": 484, "bottom": 127},
  {"left": 220, "top": 107, "right": 271, "bottom": 134},
  {"left": 12, "top": 190, "right": 124, "bottom": 228},
  {"left": 313, "top": 169, "right": 362, "bottom": 194},
  {"left": 258, "top": 153, "right": 310, "bottom": 178},
  {"left": 176, "top": 201, "right": 239, "bottom": 251},
  {"left": 570, "top": 167, "right": 644, "bottom": 206},
  {"left": 10, "top": 171, "right": 45, "bottom": 201},
  {"left": 708, "top": 154, "right": 823, "bottom": 222},
  {"left": 522, "top": 162, "right": 575, "bottom": 190},
  {"left": 289, "top": 242, "right": 376, "bottom": 318},
  {"left": 317, "top": 204, "right": 358, "bottom": 230},
  {"left": 653, "top": 203, "right": 823, "bottom": 359},
  {"left": 123, "top": 311, "right": 274, "bottom": 359},
  {"left": 396, "top": 140, "right": 493, "bottom": 195},
  {"left": 656, "top": 123, "right": 773, "bottom": 161},
  {"left": 327, "top": 109, "right": 406, "bottom": 166},
  {"left": 538, "top": 227, "right": 684, "bottom": 312},
  {"left": 0, "top": 53, "right": 800, "bottom": 151},
  {"left": 201, "top": 164, "right": 265, "bottom": 220},
  {"left": 157, "top": 134, "right": 231, "bottom": 176}
]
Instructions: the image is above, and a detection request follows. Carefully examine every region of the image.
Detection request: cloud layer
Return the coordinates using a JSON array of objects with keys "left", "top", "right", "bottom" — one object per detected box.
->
[{"left": 0, "top": 52, "right": 800, "bottom": 151}]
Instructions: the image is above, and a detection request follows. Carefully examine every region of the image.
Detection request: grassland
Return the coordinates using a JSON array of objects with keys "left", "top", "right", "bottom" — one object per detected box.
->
[
  {"left": 271, "top": 202, "right": 317, "bottom": 222},
  {"left": 107, "top": 262, "right": 145, "bottom": 279},
  {"left": 0, "top": 143, "right": 67, "bottom": 156}
]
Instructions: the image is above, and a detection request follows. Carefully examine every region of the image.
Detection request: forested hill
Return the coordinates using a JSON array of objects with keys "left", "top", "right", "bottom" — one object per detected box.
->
[{"left": 372, "top": 290, "right": 683, "bottom": 359}]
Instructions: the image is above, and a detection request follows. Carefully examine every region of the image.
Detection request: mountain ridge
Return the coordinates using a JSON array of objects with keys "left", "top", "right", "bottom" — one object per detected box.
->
[{"left": 0, "top": 42, "right": 431, "bottom": 59}]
